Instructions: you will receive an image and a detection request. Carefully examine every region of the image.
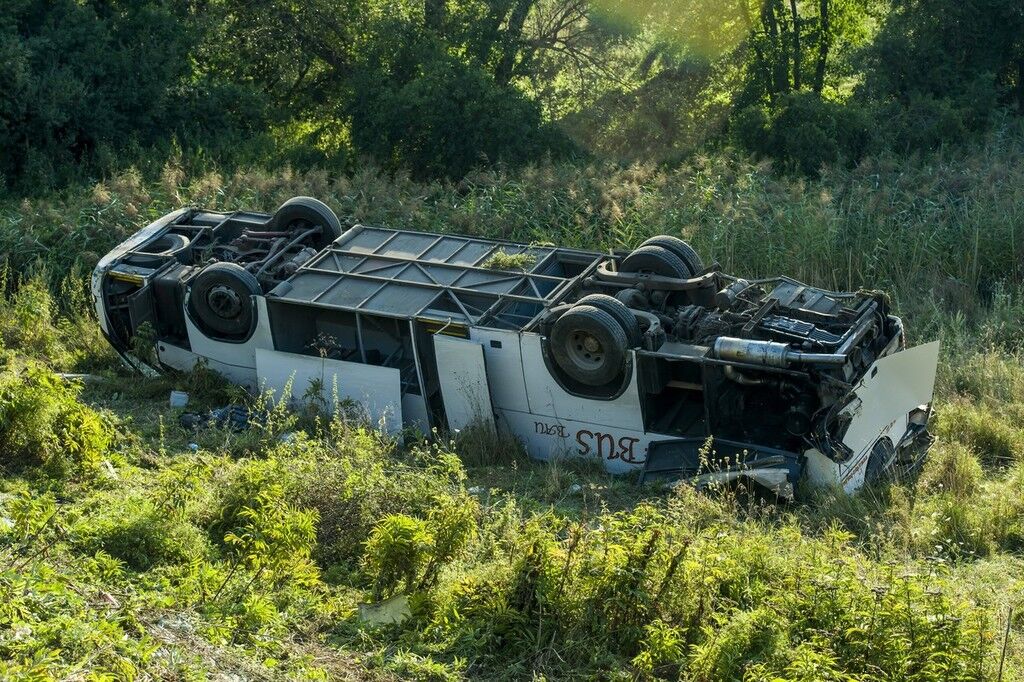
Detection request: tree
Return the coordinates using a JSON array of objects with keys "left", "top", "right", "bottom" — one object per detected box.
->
[
  {"left": 0, "top": 0, "right": 192, "bottom": 188},
  {"left": 863, "top": 0, "right": 1024, "bottom": 111}
]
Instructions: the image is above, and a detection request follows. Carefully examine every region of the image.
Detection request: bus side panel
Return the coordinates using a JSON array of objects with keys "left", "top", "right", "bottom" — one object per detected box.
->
[{"left": 520, "top": 333, "right": 644, "bottom": 432}]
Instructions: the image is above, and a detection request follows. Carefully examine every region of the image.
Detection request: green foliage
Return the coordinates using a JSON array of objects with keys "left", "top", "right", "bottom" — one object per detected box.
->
[
  {"left": 76, "top": 493, "right": 211, "bottom": 571},
  {"left": 349, "top": 34, "right": 569, "bottom": 179},
  {"left": 861, "top": 0, "right": 1024, "bottom": 150},
  {"left": 631, "top": 618, "right": 685, "bottom": 677},
  {"left": 0, "top": 363, "right": 114, "bottom": 478},
  {"left": 0, "top": 269, "right": 111, "bottom": 371},
  {"left": 689, "top": 607, "right": 788, "bottom": 679},
  {"left": 481, "top": 249, "right": 537, "bottom": 271},
  {"left": 937, "top": 401, "right": 1024, "bottom": 467},
  {"left": 734, "top": 93, "right": 874, "bottom": 174},
  {"left": 222, "top": 486, "right": 319, "bottom": 575},
  {"left": 0, "top": 1, "right": 267, "bottom": 192},
  {"left": 415, "top": 494, "right": 994, "bottom": 679},
  {"left": 363, "top": 514, "right": 432, "bottom": 599}
]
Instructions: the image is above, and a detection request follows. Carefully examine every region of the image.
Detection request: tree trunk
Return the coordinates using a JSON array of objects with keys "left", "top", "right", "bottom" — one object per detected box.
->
[
  {"left": 789, "top": 0, "right": 801, "bottom": 90},
  {"left": 494, "top": 0, "right": 535, "bottom": 85},
  {"left": 813, "top": 0, "right": 830, "bottom": 93},
  {"left": 761, "top": 0, "right": 789, "bottom": 96},
  {"left": 1017, "top": 58, "right": 1024, "bottom": 112},
  {"left": 472, "top": 0, "right": 514, "bottom": 64},
  {"left": 773, "top": 0, "right": 792, "bottom": 93}
]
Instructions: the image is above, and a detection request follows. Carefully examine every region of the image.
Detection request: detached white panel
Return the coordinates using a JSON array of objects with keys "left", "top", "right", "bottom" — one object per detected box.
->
[
  {"left": 841, "top": 341, "right": 940, "bottom": 458},
  {"left": 520, "top": 333, "right": 644, "bottom": 432},
  {"left": 433, "top": 335, "right": 495, "bottom": 431},
  {"left": 255, "top": 348, "right": 402, "bottom": 434}
]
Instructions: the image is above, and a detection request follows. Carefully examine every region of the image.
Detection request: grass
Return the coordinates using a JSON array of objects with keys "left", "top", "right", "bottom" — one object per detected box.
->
[
  {"left": 3, "top": 134, "right": 1024, "bottom": 678},
  {"left": 481, "top": 250, "right": 537, "bottom": 271}
]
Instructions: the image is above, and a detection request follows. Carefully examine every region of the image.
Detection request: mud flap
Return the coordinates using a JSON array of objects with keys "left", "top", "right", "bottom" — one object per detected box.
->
[
  {"left": 641, "top": 437, "right": 802, "bottom": 498},
  {"left": 433, "top": 335, "right": 496, "bottom": 432}
]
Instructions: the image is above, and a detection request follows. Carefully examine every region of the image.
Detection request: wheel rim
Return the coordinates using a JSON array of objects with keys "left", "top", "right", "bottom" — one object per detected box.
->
[
  {"left": 567, "top": 330, "right": 605, "bottom": 370},
  {"left": 207, "top": 285, "right": 242, "bottom": 319}
]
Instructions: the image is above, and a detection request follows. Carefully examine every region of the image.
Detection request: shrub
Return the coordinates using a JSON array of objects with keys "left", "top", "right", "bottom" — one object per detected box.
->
[
  {"left": 733, "top": 93, "right": 875, "bottom": 175},
  {"left": 348, "top": 32, "right": 570, "bottom": 180},
  {"left": 75, "top": 496, "right": 211, "bottom": 571},
  {"left": 688, "top": 607, "right": 788, "bottom": 680},
  {"left": 290, "top": 429, "right": 472, "bottom": 571},
  {"left": 0, "top": 363, "right": 114, "bottom": 477},
  {"left": 0, "top": 1, "right": 269, "bottom": 192},
  {"left": 859, "top": 0, "right": 1023, "bottom": 149},
  {"left": 206, "top": 453, "right": 314, "bottom": 548},
  {"left": 0, "top": 270, "right": 114, "bottom": 371},
  {"left": 451, "top": 421, "right": 527, "bottom": 467},
  {"left": 362, "top": 514, "right": 432, "bottom": 600},
  {"left": 361, "top": 493, "right": 477, "bottom": 600},
  {"left": 631, "top": 618, "right": 685, "bottom": 677}
]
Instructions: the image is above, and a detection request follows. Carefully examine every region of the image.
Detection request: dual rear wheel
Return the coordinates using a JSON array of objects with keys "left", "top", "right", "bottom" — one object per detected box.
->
[
  {"left": 550, "top": 235, "right": 702, "bottom": 387},
  {"left": 551, "top": 295, "right": 640, "bottom": 386},
  {"left": 620, "top": 235, "right": 704, "bottom": 279}
]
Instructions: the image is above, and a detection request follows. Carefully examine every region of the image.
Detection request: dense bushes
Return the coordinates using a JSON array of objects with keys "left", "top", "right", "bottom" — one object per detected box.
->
[
  {"left": 0, "top": 1, "right": 267, "bottom": 192},
  {"left": 733, "top": 93, "right": 875, "bottom": 175},
  {"left": 0, "top": 364, "right": 114, "bottom": 478},
  {"left": 0, "top": 0, "right": 571, "bottom": 191},
  {"left": 729, "top": 0, "right": 1024, "bottom": 171},
  {"left": 3, "top": 0, "right": 1023, "bottom": 189},
  {"left": 348, "top": 33, "right": 570, "bottom": 180},
  {"left": 401, "top": 493, "right": 991, "bottom": 679},
  {"left": 861, "top": 0, "right": 1024, "bottom": 150}
]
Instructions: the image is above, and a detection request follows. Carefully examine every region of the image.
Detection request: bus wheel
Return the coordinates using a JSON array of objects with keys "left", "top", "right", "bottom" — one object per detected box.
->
[
  {"left": 576, "top": 293, "right": 642, "bottom": 348},
  {"left": 270, "top": 196, "right": 344, "bottom": 249},
  {"left": 551, "top": 304, "right": 629, "bottom": 386},
  {"left": 189, "top": 262, "right": 261, "bottom": 339},
  {"left": 620, "top": 244, "right": 694, "bottom": 279},
  {"left": 637, "top": 235, "right": 703, "bottom": 275}
]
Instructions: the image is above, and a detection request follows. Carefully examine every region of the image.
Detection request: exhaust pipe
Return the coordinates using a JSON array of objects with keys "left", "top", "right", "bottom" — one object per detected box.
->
[{"left": 713, "top": 337, "right": 846, "bottom": 368}]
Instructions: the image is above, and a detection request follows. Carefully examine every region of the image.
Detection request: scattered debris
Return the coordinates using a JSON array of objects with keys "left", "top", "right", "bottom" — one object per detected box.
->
[
  {"left": 169, "top": 390, "right": 189, "bottom": 408},
  {"left": 358, "top": 595, "right": 411, "bottom": 625},
  {"left": 56, "top": 372, "right": 105, "bottom": 384},
  {"left": 179, "top": 405, "right": 251, "bottom": 431}
]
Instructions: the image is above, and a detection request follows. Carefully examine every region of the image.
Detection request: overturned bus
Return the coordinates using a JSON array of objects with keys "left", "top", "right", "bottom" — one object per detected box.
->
[{"left": 93, "top": 196, "right": 938, "bottom": 498}]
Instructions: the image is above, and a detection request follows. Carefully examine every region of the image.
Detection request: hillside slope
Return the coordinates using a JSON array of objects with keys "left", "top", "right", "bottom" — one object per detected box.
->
[{"left": 2, "top": 147, "right": 1024, "bottom": 679}]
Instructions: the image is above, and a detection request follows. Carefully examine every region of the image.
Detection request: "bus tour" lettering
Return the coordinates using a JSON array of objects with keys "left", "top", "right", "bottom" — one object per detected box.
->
[{"left": 533, "top": 420, "right": 645, "bottom": 464}]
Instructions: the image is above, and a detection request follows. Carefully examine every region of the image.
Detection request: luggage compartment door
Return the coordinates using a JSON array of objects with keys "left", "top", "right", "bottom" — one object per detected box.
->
[
  {"left": 255, "top": 348, "right": 403, "bottom": 435},
  {"left": 433, "top": 335, "right": 495, "bottom": 432}
]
